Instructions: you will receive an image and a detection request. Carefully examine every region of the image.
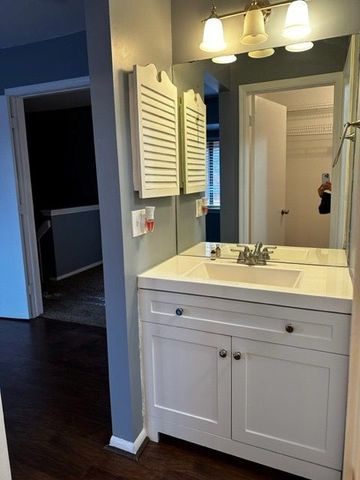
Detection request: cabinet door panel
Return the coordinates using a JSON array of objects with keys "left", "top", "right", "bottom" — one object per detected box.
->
[
  {"left": 142, "top": 323, "right": 231, "bottom": 437},
  {"left": 232, "top": 338, "right": 348, "bottom": 469}
]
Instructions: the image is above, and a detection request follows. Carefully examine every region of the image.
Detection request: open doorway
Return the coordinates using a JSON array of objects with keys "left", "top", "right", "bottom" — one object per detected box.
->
[
  {"left": 11, "top": 86, "right": 105, "bottom": 327},
  {"left": 251, "top": 85, "right": 335, "bottom": 248},
  {"left": 238, "top": 73, "right": 344, "bottom": 248}
]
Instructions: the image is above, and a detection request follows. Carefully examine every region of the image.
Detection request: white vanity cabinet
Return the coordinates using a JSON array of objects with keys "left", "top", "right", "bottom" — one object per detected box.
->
[
  {"left": 142, "top": 323, "right": 231, "bottom": 438},
  {"left": 139, "top": 289, "right": 350, "bottom": 480},
  {"left": 231, "top": 337, "right": 348, "bottom": 470}
]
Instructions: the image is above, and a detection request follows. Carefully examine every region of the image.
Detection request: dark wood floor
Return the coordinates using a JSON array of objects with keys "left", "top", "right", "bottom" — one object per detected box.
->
[{"left": 0, "top": 317, "right": 304, "bottom": 480}]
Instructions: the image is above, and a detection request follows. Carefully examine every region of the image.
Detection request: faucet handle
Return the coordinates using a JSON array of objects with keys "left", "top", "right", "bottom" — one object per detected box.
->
[
  {"left": 262, "top": 247, "right": 273, "bottom": 259},
  {"left": 237, "top": 250, "right": 246, "bottom": 264},
  {"left": 258, "top": 251, "right": 268, "bottom": 264},
  {"left": 262, "top": 248, "right": 269, "bottom": 259}
]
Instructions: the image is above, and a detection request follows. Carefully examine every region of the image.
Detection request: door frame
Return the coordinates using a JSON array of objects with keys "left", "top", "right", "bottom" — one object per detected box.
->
[
  {"left": 238, "top": 72, "right": 344, "bottom": 246},
  {"left": 4, "top": 76, "right": 90, "bottom": 318}
]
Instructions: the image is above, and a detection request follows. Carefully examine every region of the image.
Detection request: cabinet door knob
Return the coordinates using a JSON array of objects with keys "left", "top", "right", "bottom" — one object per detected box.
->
[
  {"left": 175, "top": 308, "right": 183, "bottom": 316},
  {"left": 219, "top": 349, "right": 228, "bottom": 358},
  {"left": 285, "top": 324, "right": 294, "bottom": 333},
  {"left": 233, "top": 352, "right": 241, "bottom": 360}
]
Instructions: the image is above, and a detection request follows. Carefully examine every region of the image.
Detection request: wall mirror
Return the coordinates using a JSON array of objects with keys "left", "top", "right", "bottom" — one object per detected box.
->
[{"left": 174, "top": 35, "right": 359, "bottom": 267}]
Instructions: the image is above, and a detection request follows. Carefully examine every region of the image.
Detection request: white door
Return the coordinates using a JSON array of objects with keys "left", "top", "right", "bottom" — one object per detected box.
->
[
  {"left": 0, "top": 394, "right": 11, "bottom": 480},
  {"left": 0, "top": 96, "right": 31, "bottom": 319},
  {"left": 142, "top": 323, "right": 231, "bottom": 438},
  {"left": 9, "top": 96, "right": 43, "bottom": 318},
  {"left": 251, "top": 96, "right": 287, "bottom": 245},
  {"left": 232, "top": 337, "right": 348, "bottom": 469}
]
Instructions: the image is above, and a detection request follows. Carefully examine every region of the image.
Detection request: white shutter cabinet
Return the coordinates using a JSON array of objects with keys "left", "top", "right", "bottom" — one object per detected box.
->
[
  {"left": 129, "top": 64, "right": 180, "bottom": 198},
  {"left": 180, "top": 90, "right": 207, "bottom": 194}
]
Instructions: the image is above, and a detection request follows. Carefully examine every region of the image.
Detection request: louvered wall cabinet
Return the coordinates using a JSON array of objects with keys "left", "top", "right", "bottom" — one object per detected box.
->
[
  {"left": 130, "top": 64, "right": 180, "bottom": 198},
  {"left": 180, "top": 90, "right": 207, "bottom": 194}
]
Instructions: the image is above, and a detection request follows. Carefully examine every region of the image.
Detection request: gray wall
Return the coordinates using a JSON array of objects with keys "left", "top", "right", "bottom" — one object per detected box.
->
[
  {"left": 43, "top": 209, "right": 102, "bottom": 279},
  {"left": 85, "top": 0, "right": 174, "bottom": 443},
  {"left": 171, "top": 0, "right": 360, "bottom": 64}
]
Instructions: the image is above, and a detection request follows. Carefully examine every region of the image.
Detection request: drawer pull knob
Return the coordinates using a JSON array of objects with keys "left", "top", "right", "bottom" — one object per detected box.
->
[
  {"left": 233, "top": 352, "right": 241, "bottom": 360},
  {"left": 175, "top": 308, "right": 184, "bottom": 316},
  {"left": 219, "top": 349, "right": 228, "bottom": 358},
  {"left": 285, "top": 324, "right": 294, "bottom": 333}
]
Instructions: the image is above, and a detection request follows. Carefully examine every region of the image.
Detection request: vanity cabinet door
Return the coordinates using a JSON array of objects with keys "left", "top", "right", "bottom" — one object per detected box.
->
[
  {"left": 142, "top": 323, "right": 231, "bottom": 438},
  {"left": 231, "top": 337, "right": 348, "bottom": 470}
]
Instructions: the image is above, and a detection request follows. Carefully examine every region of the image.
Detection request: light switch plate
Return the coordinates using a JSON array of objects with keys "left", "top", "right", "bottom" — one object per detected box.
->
[
  {"left": 195, "top": 199, "right": 203, "bottom": 218},
  {"left": 132, "top": 209, "right": 146, "bottom": 237}
]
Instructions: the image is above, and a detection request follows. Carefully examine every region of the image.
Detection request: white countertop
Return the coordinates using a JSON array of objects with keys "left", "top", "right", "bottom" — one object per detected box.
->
[
  {"left": 180, "top": 242, "right": 348, "bottom": 267},
  {"left": 138, "top": 255, "right": 353, "bottom": 314}
]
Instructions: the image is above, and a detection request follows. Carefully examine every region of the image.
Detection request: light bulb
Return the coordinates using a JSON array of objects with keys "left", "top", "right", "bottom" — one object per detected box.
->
[
  {"left": 212, "top": 54, "right": 237, "bottom": 64},
  {"left": 283, "top": 0, "right": 311, "bottom": 40},
  {"left": 248, "top": 48, "right": 275, "bottom": 59},
  {"left": 200, "top": 6, "right": 226, "bottom": 52},
  {"left": 241, "top": 7, "right": 268, "bottom": 45},
  {"left": 285, "top": 41, "right": 314, "bottom": 52}
]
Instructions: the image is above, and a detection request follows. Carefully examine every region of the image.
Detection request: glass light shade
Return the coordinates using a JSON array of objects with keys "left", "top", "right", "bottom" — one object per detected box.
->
[
  {"left": 283, "top": 0, "right": 311, "bottom": 39},
  {"left": 248, "top": 48, "right": 275, "bottom": 59},
  {"left": 285, "top": 41, "right": 314, "bottom": 52},
  {"left": 200, "top": 17, "right": 226, "bottom": 52},
  {"left": 241, "top": 8, "right": 268, "bottom": 46},
  {"left": 212, "top": 54, "right": 237, "bottom": 64}
]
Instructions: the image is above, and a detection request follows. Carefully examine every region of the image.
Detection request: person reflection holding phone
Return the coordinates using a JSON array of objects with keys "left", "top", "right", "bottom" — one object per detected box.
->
[{"left": 318, "top": 181, "right": 332, "bottom": 214}]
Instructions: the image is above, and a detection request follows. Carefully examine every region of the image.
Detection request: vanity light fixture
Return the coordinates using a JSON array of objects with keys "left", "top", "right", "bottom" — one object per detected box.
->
[
  {"left": 248, "top": 48, "right": 275, "bottom": 58},
  {"left": 241, "top": 1, "right": 269, "bottom": 45},
  {"left": 199, "top": 0, "right": 312, "bottom": 54},
  {"left": 285, "top": 41, "right": 314, "bottom": 52},
  {"left": 283, "top": 0, "right": 311, "bottom": 39},
  {"left": 200, "top": 3, "right": 226, "bottom": 52},
  {"left": 212, "top": 54, "right": 237, "bottom": 64}
]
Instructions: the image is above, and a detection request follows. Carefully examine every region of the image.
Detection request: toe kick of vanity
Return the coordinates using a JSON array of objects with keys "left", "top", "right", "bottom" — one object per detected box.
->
[{"left": 139, "top": 288, "right": 350, "bottom": 480}]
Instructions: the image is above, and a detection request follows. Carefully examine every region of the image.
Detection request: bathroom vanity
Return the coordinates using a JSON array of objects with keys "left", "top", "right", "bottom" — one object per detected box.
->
[{"left": 138, "top": 256, "right": 352, "bottom": 480}]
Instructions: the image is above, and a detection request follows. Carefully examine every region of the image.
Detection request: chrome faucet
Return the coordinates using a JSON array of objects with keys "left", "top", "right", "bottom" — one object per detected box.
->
[{"left": 231, "top": 243, "right": 276, "bottom": 266}]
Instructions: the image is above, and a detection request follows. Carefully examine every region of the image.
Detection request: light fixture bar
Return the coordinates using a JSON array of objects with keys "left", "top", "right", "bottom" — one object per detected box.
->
[{"left": 206, "top": 0, "right": 311, "bottom": 21}]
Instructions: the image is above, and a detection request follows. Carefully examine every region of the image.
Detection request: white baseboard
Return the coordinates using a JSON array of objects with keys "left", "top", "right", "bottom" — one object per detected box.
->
[
  {"left": 109, "top": 428, "right": 147, "bottom": 455},
  {"left": 50, "top": 261, "right": 102, "bottom": 281}
]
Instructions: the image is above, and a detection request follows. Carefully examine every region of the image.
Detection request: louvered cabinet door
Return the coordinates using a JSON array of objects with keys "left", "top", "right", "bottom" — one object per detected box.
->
[
  {"left": 180, "top": 90, "right": 207, "bottom": 194},
  {"left": 130, "top": 64, "right": 180, "bottom": 198}
]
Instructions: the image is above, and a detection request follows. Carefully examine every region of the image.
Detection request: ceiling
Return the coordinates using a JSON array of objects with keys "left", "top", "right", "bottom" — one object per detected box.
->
[
  {"left": 0, "top": 0, "right": 85, "bottom": 49},
  {"left": 260, "top": 86, "right": 335, "bottom": 109}
]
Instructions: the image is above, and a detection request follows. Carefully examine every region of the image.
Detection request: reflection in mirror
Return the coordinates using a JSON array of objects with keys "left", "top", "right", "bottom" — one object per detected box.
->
[{"left": 174, "top": 35, "right": 356, "bottom": 266}]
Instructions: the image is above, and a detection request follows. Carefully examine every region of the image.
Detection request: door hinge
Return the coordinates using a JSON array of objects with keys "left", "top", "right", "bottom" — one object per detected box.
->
[
  {"left": 28, "top": 284, "right": 32, "bottom": 295},
  {"left": 10, "top": 115, "right": 16, "bottom": 130},
  {"left": 249, "top": 115, "right": 254, "bottom": 127}
]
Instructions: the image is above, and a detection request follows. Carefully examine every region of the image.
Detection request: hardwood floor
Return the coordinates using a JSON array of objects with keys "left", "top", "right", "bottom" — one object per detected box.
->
[{"left": 0, "top": 317, "right": 304, "bottom": 480}]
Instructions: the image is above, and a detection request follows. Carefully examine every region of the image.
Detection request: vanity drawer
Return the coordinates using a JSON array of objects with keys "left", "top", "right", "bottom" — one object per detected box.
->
[{"left": 139, "top": 290, "right": 350, "bottom": 355}]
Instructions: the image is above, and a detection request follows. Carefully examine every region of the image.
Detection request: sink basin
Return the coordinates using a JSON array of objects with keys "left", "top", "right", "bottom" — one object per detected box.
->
[{"left": 184, "top": 262, "right": 302, "bottom": 288}]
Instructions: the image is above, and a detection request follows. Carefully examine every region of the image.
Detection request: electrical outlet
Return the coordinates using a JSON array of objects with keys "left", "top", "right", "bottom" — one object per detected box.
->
[
  {"left": 195, "top": 199, "right": 203, "bottom": 218},
  {"left": 132, "top": 209, "right": 146, "bottom": 237}
]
